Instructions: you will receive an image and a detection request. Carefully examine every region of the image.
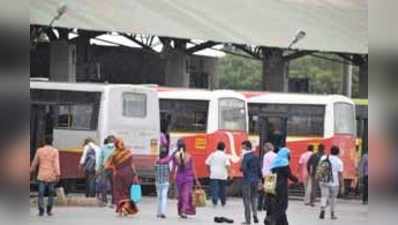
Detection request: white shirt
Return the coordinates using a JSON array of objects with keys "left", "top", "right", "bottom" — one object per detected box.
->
[
  {"left": 262, "top": 151, "right": 277, "bottom": 176},
  {"left": 320, "top": 155, "right": 344, "bottom": 187},
  {"left": 79, "top": 142, "right": 101, "bottom": 165},
  {"left": 206, "top": 150, "right": 231, "bottom": 180}
]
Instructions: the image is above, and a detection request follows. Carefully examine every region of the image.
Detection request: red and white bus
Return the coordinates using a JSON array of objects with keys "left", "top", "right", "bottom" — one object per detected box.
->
[
  {"left": 243, "top": 91, "right": 357, "bottom": 184},
  {"left": 156, "top": 87, "right": 248, "bottom": 179}
]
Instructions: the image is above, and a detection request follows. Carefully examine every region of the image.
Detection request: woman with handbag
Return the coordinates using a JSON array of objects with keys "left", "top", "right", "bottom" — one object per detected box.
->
[
  {"left": 172, "top": 140, "right": 201, "bottom": 219},
  {"left": 265, "top": 147, "right": 298, "bottom": 225},
  {"left": 106, "top": 138, "right": 139, "bottom": 217}
]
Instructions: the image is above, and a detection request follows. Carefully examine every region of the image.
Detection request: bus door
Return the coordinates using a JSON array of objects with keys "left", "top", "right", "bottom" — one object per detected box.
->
[
  {"left": 359, "top": 117, "right": 368, "bottom": 154},
  {"left": 258, "top": 113, "right": 288, "bottom": 156},
  {"left": 30, "top": 104, "right": 55, "bottom": 162},
  {"left": 356, "top": 104, "right": 368, "bottom": 155}
]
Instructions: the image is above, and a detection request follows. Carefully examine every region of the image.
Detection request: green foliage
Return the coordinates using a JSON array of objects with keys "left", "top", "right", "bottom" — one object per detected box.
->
[
  {"left": 217, "top": 55, "right": 262, "bottom": 90},
  {"left": 217, "top": 53, "right": 360, "bottom": 97},
  {"left": 289, "top": 55, "right": 359, "bottom": 96}
]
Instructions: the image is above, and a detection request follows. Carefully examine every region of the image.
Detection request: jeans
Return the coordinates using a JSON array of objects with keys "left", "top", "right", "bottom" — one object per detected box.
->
[
  {"left": 156, "top": 182, "right": 170, "bottom": 216},
  {"left": 85, "top": 172, "right": 96, "bottom": 198},
  {"left": 310, "top": 176, "right": 319, "bottom": 203},
  {"left": 242, "top": 182, "right": 258, "bottom": 224},
  {"left": 210, "top": 179, "right": 227, "bottom": 206},
  {"left": 97, "top": 171, "right": 111, "bottom": 204},
  {"left": 320, "top": 183, "right": 339, "bottom": 213},
  {"left": 38, "top": 181, "right": 55, "bottom": 211}
]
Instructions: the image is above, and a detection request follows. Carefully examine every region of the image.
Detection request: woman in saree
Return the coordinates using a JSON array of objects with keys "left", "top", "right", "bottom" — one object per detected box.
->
[
  {"left": 106, "top": 138, "right": 139, "bottom": 217},
  {"left": 172, "top": 140, "right": 201, "bottom": 219}
]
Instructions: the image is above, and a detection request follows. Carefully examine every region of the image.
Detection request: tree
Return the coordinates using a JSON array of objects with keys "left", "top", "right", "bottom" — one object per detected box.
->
[
  {"left": 217, "top": 54, "right": 262, "bottom": 90},
  {"left": 289, "top": 55, "right": 360, "bottom": 97},
  {"left": 217, "top": 53, "right": 360, "bottom": 97}
]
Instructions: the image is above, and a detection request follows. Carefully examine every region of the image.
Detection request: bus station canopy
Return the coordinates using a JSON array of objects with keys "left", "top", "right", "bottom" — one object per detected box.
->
[{"left": 30, "top": 0, "right": 368, "bottom": 54}]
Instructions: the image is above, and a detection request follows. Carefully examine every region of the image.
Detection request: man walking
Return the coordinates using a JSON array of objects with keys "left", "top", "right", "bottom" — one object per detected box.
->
[
  {"left": 79, "top": 138, "right": 100, "bottom": 198},
  {"left": 30, "top": 136, "right": 61, "bottom": 216},
  {"left": 319, "top": 145, "right": 344, "bottom": 220},
  {"left": 96, "top": 135, "right": 116, "bottom": 206},
  {"left": 299, "top": 145, "right": 314, "bottom": 206},
  {"left": 307, "top": 144, "right": 325, "bottom": 205},
  {"left": 206, "top": 142, "right": 231, "bottom": 207},
  {"left": 240, "top": 141, "right": 261, "bottom": 225}
]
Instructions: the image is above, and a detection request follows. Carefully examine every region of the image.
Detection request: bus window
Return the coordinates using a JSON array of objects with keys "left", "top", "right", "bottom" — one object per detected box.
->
[
  {"left": 249, "top": 104, "right": 325, "bottom": 137},
  {"left": 122, "top": 93, "right": 147, "bottom": 118},
  {"left": 334, "top": 102, "right": 355, "bottom": 135},
  {"left": 31, "top": 89, "right": 101, "bottom": 130},
  {"left": 160, "top": 99, "right": 209, "bottom": 133},
  {"left": 219, "top": 98, "right": 247, "bottom": 131},
  {"left": 56, "top": 104, "right": 95, "bottom": 129}
]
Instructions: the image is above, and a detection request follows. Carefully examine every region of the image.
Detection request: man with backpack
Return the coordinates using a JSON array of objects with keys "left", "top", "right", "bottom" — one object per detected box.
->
[
  {"left": 317, "top": 145, "right": 344, "bottom": 220},
  {"left": 307, "top": 144, "right": 325, "bottom": 205},
  {"left": 79, "top": 138, "right": 100, "bottom": 198}
]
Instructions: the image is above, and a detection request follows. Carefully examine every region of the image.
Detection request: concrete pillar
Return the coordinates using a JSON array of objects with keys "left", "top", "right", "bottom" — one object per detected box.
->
[
  {"left": 342, "top": 61, "right": 353, "bottom": 97},
  {"left": 75, "top": 34, "right": 93, "bottom": 81},
  {"left": 49, "top": 40, "right": 77, "bottom": 82},
  {"left": 207, "top": 58, "right": 219, "bottom": 90},
  {"left": 163, "top": 40, "right": 190, "bottom": 87},
  {"left": 359, "top": 60, "right": 368, "bottom": 98},
  {"left": 261, "top": 48, "right": 288, "bottom": 92},
  {"left": 164, "top": 49, "right": 190, "bottom": 87}
]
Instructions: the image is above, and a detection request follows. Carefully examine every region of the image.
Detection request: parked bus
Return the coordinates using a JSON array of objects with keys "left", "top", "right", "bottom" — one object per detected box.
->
[
  {"left": 30, "top": 81, "right": 248, "bottom": 187},
  {"left": 156, "top": 87, "right": 249, "bottom": 180},
  {"left": 243, "top": 91, "right": 357, "bottom": 185},
  {"left": 30, "top": 81, "right": 160, "bottom": 182}
]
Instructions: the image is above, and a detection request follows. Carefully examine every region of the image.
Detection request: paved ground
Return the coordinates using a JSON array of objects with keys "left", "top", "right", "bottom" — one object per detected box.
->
[{"left": 29, "top": 197, "right": 368, "bottom": 225}]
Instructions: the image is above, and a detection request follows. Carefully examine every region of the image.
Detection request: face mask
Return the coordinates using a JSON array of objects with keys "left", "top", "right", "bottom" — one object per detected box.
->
[{"left": 107, "top": 143, "right": 115, "bottom": 148}]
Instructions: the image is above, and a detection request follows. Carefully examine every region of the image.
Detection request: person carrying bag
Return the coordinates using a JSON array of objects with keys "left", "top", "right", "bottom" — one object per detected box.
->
[
  {"left": 192, "top": 186, "right": 207, "bottom": 207},
  {"left": 263, "top": 173, "right": 278, "bottom": 196}
]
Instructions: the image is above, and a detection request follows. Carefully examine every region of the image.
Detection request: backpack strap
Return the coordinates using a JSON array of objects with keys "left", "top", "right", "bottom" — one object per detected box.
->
[{"left": 326, "top": 154, "right": 334, "bottom": 182}]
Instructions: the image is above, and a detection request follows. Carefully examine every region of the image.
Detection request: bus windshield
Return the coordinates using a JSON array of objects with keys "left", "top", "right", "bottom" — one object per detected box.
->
[
  {"left": 160, "top": 99, "right": 209, "bottom": 133},
  {"left": 249, "top": 104, "right": 325, "bottom": 137},
  {"left": 219, "top": 98, "right": 247, "bottom": 131},
  {"left": 334, "top": 102, "right": 356, "bottom": 135}
]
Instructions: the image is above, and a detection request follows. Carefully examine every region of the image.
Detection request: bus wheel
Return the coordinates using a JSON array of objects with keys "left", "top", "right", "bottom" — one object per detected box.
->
[{"left": 227, "top": 178, "right": 242, "bottom": 197}]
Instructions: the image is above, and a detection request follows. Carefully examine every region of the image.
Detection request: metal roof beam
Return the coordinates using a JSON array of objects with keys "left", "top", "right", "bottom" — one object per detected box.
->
[
  {"left": 283, "top": 50, "right": 315, "bottom": 62},
  {"left": 186, "top": 41, "right": 218, "bottom": 54}
]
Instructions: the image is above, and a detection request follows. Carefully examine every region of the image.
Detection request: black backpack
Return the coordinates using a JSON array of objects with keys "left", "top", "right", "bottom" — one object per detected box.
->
[{"left": 316, "top": 155, "right": 334, "bottom": 183}]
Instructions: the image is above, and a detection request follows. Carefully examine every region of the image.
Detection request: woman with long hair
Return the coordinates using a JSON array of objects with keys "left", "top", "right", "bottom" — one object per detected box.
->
[
  {"left": 154, "top": 138, "right": 177, "bottom": 219},
  {"left": 172, "top": 139, "right": 200, "bottom": 219},
  {"left": 106, "top": 138, "right": 139, "bottom": 217}
]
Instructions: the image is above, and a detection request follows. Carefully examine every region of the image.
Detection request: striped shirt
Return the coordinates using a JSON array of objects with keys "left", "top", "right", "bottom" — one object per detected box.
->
[{"left": 155, "top": 154, "right": 174, "bottom": 184}]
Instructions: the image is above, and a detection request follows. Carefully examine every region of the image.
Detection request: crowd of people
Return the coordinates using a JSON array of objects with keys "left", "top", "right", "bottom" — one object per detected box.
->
[{"left": 30, "top": 134, "right": 368, "bottom": 224}]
